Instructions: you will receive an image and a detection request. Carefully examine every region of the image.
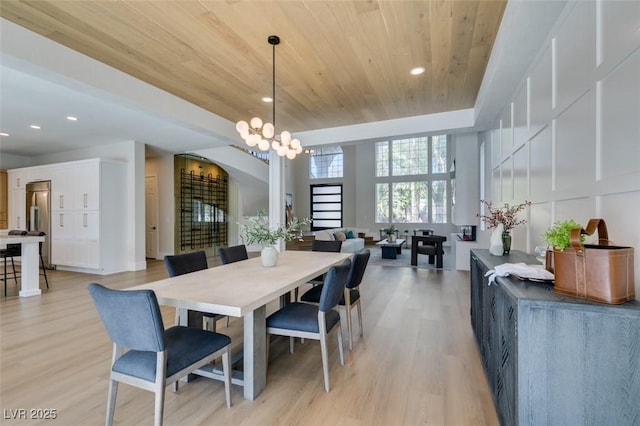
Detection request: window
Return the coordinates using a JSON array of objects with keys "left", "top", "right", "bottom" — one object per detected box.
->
[
  {"left": 310, "top": 184, "right": 342, "bottom": 230},
  {"left": 375, "top": 135, "right": 450, "bottom": 224},
  {"left": 192, "top": 200, "right": 214, "bottom": 223},
  {"left": 309, "top": 147, "right": 343, "bottom": 179}
]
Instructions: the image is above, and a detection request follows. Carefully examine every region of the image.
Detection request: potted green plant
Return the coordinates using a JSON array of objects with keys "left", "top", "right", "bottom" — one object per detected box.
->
[
  {"left": 541, "top": 219, "right": 585, "bottom": 273},
  {"left": 543, "top": 219, "right": 585, "bottom": 251},
  {"left": 382, "top": 224, "right": 398, "bottom": 242},
  {"left": 239, "top": 209, "right": 311, "bottom": 267}
]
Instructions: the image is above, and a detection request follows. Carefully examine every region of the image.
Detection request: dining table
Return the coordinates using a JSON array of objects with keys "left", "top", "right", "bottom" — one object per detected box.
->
[
  {"left": 0, "top": 233, "right": 45, "bottom": 297},
  {"left": 128, "top": 250, "right": 351, "bottom": 400}
]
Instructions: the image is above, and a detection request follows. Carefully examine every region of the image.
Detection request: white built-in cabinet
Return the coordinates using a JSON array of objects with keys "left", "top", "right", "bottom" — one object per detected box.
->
[
  {"left": 8, "top": 169, "right": 27, "bottom": 230},
  {"left": 9, "top": 158, "right": 127, "bottom": 274}
]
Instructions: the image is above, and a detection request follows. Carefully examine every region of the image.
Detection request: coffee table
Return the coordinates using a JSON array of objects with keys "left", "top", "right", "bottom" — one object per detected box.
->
[{"left": 376, "top": 238, "right": 406, "bottom": 259}]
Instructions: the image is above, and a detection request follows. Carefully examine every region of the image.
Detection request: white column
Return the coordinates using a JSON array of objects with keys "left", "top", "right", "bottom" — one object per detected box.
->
[
  {"left": 18, "top": 238, "right": 43, "bottom": 297},
  {"left": 268, "top": 153, "right": 286, "bottom": 252}
]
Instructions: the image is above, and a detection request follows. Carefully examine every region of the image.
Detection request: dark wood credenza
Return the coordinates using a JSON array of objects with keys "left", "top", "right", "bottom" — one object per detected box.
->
[{"left": 470, "top": 249, "right": 640, "bottom": 426}]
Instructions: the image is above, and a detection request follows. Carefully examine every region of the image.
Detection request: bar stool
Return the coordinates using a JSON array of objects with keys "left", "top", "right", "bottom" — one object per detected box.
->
[{"left": 1, "top": 230, "right": 27, "bottom": 296}]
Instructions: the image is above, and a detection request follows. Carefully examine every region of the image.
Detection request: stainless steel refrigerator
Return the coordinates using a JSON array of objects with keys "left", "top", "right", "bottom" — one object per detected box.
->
[{"left": 25, "top": 181, "right": 52, "bottom": 269}]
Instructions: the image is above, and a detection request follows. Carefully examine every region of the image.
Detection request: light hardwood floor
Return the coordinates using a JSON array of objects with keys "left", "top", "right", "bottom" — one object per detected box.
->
[{"left": 0, "top": 259, "right": 499, "bottom": 425}]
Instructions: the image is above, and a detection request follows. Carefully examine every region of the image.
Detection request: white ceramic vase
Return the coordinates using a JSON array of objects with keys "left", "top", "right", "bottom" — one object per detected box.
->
[
  {"left": 489, "top": 223, "right": 505, "bottom": 256},
  {"left": 261, "top": 245, "right": 278, "bottom": 267}
]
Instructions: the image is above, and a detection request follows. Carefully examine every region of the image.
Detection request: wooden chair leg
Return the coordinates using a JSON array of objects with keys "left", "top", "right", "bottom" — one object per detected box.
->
[
  {"left": 346, "top": 306, "right": 354, "bottom": 351},
  {"left": 337, "top": 324, "right": 345, "bottom": 367},
  {"left": 153, "top": 385, "right": 165, "bottom": 426},
  {"left": 266, "top": 333, "right": 270, "bottom": 365},
  {"left": 106, "top": 379, "right": 118, "bottom": 426},
  {"left": 3, "top": 257, "right": 7, "bottom": 297},
  {"left": 319, "top": 334, "right": 330, "bottom": 392},
  {"left": 356, "top": 301, "right": 364, "bottom": 337},
  {"left": 344, "top": 290, "right": 354, "bottom": 351},
  {"left": 222, "top": 348, "right": 232, "bottom": 408}
]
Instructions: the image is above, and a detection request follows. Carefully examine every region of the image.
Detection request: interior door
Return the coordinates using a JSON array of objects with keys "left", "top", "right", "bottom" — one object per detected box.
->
[{"left": 145, "top": 176, "right": 159, "bottom": 259}]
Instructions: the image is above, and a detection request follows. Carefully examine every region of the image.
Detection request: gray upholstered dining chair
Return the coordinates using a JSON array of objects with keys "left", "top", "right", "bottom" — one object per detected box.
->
[
  {"left": 1, "top": 230, "right": 27, "bottom": 296},
  {"left": 218, "top": 244, "right": 248, "bottom": 265},
  {"left": 293, "top": 238, "right": 344, "bottom": 301},
  {"left": 301, "top": 248, "right": 371, "bottom": 350},
  {"left": 88, "top": 283, "right": 232, "bottom": 426},
  {"left": 217, "top": 244, "right": 248, "bottom": 326},
  {"left": 164, "top": 251, "right": 225, "bottom": 331},
  {"left": 311, "top": 239, "right": 343, "bottom": 253},
  {"left": 266, "top": 258, "right": 351, "bottom": 392}
]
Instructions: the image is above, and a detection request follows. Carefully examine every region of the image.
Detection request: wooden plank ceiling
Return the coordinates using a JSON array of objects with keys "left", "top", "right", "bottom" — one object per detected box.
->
[{"left": 0, "top": 0, "right": 506, "bottom": 133}]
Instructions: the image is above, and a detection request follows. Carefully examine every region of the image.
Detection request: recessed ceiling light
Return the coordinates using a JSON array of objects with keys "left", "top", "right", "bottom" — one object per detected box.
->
[
  {"left": 410, "top": 67, "right": 426, "bottom": 75},
  {"left": 0, "top": 132, "right": 9, "bottom": 137},
  {"left": 66, "top": 116, "right": 78, "bottom": 121},
  {"left": 261, "top": 97, "right": 273, "bottom": 103},
  {"left": 30, "top": 125, "right": 41, "bottom": 130}
]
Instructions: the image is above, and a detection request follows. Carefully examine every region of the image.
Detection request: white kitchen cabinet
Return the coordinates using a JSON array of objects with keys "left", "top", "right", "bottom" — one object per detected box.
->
[
  {"left": 74, "top": 211, "right": 99, "bottom": 241},
  {"left": 74, "top": 163, "right": 100, "bottom": 210},
  {"left": 51, "top": 166, "right": 75, "bottom": 211},
  {"left": 50, "top": 212, "right": 74, "bottom": 265},
  {"left": 74, "top": 211, "right": 100, "bottom": 268},
  {"left": 51, "top": 212, "right": 75, "bottom": 239},
  {"left": 26, "top": 167, "right": 52, "bottom": 183},
  {"left": 51, "top": 159, "right": 126, "bottom": 273},
  {"left": 8, "top": 169, "right": 26, "bottom": 190},
  {"left": 9, "top": 188, "right": 26, "bottom": 230},
  {"left": 12, "top": 158, "right": 127, "bottom": 274}
]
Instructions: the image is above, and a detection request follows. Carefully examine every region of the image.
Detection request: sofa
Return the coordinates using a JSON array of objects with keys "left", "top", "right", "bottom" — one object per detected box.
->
[{"left": 313, "top": 228, "right": 367, "bottom": 253}]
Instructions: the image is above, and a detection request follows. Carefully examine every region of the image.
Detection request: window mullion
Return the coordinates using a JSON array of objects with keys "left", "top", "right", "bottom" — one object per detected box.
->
[{"left": 388, "top": 141, "right": 392, "bottom": 223}]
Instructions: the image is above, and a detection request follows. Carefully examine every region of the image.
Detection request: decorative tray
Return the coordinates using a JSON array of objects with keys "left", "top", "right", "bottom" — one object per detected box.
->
[{"left": 511, "top": 273, "right": 554, "bottom": 284}]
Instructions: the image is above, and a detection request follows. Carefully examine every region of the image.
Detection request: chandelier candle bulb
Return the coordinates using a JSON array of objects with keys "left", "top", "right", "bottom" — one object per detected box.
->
[
  {"left": 263, "top": 123, "right": 275, "bottom": 138},
  {"left": 250, "top": 117, "right": 263, "bottom": 129},
  {"left": 258, "top": 139, "right": 270, "bottom": 151}
]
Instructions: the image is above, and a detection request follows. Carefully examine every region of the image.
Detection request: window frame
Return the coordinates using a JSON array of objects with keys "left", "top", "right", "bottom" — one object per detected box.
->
[
  {"left": 309, "top": 146, "right": 344, "bottom": 179},
  {"left": 375, "top": 135, "right": 451, "bottom": 225},
  {"left": 310, "top": 183, "right": 343, "bottom": 231}
]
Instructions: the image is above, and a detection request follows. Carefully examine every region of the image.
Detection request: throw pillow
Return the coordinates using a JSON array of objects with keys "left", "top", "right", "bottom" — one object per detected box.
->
[
  {"left": 345, "top": 230, "right": 354, "bottom": 239},
  {"left": 335, "top": 231, "right": 347, "bottom": 241}
]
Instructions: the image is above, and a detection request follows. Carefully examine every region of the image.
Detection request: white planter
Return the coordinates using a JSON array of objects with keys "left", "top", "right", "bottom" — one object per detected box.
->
[
  {"left": 489, "top": 223, "right": 505, "bottom": 256},
  {"left": 261, "top": 246, "right": 279, "bottom": 267}
]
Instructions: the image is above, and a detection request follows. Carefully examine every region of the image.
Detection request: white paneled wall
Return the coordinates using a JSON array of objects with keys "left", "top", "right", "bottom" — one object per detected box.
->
[{"left": 484, "top": 0, "right": 640, "bottom": 300}]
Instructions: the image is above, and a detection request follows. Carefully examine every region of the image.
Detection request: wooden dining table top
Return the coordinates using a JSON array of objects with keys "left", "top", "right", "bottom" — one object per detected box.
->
[{"left": 129, "top": 250, "right": 352, "bottom": 318}]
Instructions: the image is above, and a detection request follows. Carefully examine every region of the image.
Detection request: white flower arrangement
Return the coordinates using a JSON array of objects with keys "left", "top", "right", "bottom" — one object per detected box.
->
[{"left": 239, "top": 209, "right": 312, "bottom": 246}]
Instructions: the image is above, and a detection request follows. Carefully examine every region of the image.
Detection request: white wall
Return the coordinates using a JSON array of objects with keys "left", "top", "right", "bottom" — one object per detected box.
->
[
  {"left": 145, "top": 154, "right": 175, "bottom": 259},
  {"left": 483, "top": 0, "right": 640, "bottom": 300},
  {"left": 451, "top": 133, "right": 480, "bottom": 225}
]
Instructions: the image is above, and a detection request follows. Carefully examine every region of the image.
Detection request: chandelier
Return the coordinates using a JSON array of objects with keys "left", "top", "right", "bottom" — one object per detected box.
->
[{"left": 235, "top": 35, "right": 302, "bottom": 160}]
